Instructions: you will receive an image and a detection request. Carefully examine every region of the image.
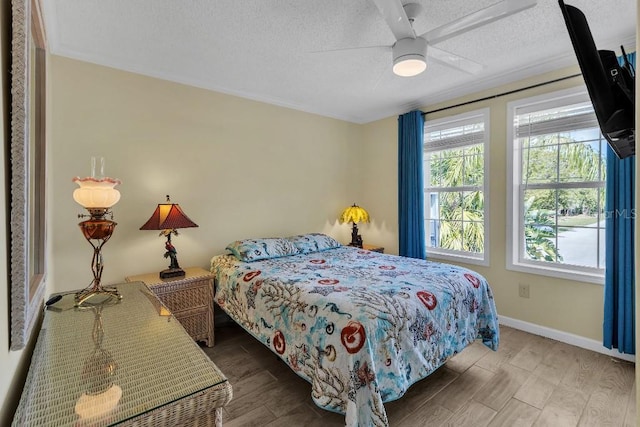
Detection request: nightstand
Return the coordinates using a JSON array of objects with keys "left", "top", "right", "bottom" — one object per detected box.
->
[
  {"left": 125, "top": 267, "right": 215, "bottom": 347},
  {"left": 362, "top": 244, "right": 384, "bottom": 253}
]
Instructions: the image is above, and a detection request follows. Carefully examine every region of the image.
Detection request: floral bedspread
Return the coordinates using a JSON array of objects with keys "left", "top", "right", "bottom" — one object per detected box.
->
[{"left": 211, "top": 246, "right": 499, "bottom": 426}]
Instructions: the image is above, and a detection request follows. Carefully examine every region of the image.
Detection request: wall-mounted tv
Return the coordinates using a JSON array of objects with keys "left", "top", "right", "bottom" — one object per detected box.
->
[{"left": 558, "top": 0, "right": 635, "bottom": 159}]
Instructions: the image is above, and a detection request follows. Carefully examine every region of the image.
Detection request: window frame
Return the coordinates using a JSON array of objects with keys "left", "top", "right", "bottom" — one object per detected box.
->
[
  {"left": 506, "top": 87, "right": 606, "bottom": 284},
  {"left": 423, "top": 108, "right": 490, "bottom": 267}
]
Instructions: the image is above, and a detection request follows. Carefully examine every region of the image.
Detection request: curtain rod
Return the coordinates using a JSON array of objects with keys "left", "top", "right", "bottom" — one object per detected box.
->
[{"left": 421, "top": 73, "right": 582, "bottom": 116}]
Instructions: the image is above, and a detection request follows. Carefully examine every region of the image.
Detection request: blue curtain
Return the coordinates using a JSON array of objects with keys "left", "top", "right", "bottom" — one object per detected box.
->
[
  {"left": 603, "top": 52, "right": 635, "bottom": 354},
  {"left": 398, "top": 110, "right": 425, "bottom": 259}
]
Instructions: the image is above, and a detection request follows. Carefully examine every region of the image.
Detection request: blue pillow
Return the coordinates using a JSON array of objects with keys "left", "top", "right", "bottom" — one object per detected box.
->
[
  {"left": 285, "top": 233, "right": 341, "bottom": 254},
  {"left": 226, "top": 238, "right": 299, "bottom": 262}
]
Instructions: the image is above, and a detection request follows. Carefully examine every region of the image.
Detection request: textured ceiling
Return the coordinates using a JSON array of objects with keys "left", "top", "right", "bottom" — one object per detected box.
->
[{"left": 41, "top": 0, "right": 636, "bottom": 123}]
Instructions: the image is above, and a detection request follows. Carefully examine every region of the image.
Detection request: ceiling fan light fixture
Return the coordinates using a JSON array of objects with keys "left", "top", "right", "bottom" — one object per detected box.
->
[
  {"left": 393, "top": 57, "right": 427, "bottom": 77},
  {"left": 392, "top": 37, "right": 427, "bottom": 77}
]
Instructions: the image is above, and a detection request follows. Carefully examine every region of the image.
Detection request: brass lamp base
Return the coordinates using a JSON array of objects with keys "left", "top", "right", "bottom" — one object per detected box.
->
[
  {"left": 75, "top": 216, "right": 122, "bottom": 307},
  {"left": 75, "top": 286, "right": 122, "bottom": 307},
  {"left": 159, "top": 268, "right": 185, "bottom": 279}
]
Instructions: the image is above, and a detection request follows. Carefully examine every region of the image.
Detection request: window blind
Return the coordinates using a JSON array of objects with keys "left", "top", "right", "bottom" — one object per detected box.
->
[
  {"left": 514, "top": 100, "right": 599, "bottom": 138},
  {"left": 424, "top": 114, "right": 485, "bottom": 152}
]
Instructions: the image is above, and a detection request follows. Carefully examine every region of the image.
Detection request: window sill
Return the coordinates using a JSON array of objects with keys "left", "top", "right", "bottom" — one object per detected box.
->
[
  {"left": 426, "top": 250, "right": 489, "bottom": 267},
  {"left": 507, "top": 260, "right": 604, "bottom": 285}
]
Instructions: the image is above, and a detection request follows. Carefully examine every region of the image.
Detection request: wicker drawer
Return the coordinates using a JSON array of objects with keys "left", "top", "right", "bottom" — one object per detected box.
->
[
  {"left": 125, "top": 267, "right": 215, "bottom": 347},
  {"left": 154, "top": 279, "right": 211, "bottom": 312},
  {"left": 175, "top": 306, "right": 211, "bottom": 342}
]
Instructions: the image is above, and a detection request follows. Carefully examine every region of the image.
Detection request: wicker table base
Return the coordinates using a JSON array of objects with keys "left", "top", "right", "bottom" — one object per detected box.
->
[
  {"left": 12, "top": 282, "right": 232, "bottom": 426},
  {"left": 121, "top": 388, "right": 230, "bottom": 426}
]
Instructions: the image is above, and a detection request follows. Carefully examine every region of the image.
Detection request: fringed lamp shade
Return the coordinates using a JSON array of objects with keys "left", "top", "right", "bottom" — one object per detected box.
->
[
  {"left": 339, "top": 204, "right": 370, "bottom": 225},
  {"left": 140, "top": 195, "right": 198, "bottom": 279},
  {"left": 339, "top": 203, "right": 370, "bottom": 248}
]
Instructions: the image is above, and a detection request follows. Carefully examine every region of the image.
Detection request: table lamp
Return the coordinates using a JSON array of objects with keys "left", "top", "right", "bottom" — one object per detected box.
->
[
  {"left": 140, "top": 195, "right": 198, "bottom": 279},
  {"left": 339, "top": 203, "right": 370, "bottom": 248},
  {"left": 73, "top": 157, "right": 122, "bottom": 306}
]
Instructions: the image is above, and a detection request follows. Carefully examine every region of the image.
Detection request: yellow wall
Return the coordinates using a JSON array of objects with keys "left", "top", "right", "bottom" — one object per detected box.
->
[
  {"left": 48, "top": 56, "right": 609, "bottom": 342},
  {"left": 49, "top": 55, "right": 364, "bottom": 293},
  {"left": 360, "top": 67, "right": 607, "bottom": 342}
]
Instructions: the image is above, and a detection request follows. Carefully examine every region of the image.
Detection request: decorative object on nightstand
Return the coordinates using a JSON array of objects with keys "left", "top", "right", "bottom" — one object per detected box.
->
[
  {"left": 339, "top": 203, "right": 370, "bottom": 248},
  {"left": 362, "top": 244, "right": 384, "bottom": 253},
  {"left": 125, "top": 267, "right": 215, "bottom": 347},
  {"left": 140, "top": 195, "right": 198, "bottom": 279},
  {"left": 72, "top": 157, "right": 122, "bottom": 306}
]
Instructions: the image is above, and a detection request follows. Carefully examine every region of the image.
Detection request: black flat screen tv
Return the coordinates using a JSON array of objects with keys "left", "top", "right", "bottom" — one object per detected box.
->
[{"left": 558, "top": 0, "right": 635, "bottom": 159}]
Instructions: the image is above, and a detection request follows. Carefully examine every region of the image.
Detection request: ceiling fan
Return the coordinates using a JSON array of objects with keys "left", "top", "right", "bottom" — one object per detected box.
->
[{"left": 367, "top": 0, "right": 537, "bottom": 77}]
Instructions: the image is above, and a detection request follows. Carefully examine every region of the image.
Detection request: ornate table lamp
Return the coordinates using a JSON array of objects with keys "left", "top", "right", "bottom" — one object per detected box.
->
[
  {"left": 73, "top": 158, "right": 122, "bottom": 305},
  {"left": 140, "top": 195, "right": 198, "bottom": 279},
  {"left": 339, "top": 203, "right": 370, "bottom": 248}
]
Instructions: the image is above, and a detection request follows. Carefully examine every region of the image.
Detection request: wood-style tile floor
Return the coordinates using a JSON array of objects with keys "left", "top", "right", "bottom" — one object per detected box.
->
[{"left": 202, "top": 323, "right": 636, "bottom": 427}]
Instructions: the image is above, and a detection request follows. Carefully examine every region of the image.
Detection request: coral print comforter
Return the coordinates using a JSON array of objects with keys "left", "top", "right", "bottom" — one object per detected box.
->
[{"left": 211, "top": 241, "right": 499, "bottom": 427}]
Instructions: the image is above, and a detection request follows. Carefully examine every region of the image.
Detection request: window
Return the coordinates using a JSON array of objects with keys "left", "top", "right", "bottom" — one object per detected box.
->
[
  {"left": 424, "top": 108, "right": 490, "bottom": 266},
  {"left": 507, "top": 88, "right": 606, "bottom": 283}
]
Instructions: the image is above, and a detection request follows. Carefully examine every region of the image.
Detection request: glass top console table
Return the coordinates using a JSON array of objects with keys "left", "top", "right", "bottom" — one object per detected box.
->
[{"left": 12, "top": 282, "right": 232, "bottom": 426}]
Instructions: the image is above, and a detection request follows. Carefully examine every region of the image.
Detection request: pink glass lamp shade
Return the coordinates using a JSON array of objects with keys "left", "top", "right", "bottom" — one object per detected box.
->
[{"left": 73, "top": 177, "right": 121, "bottom": 212}]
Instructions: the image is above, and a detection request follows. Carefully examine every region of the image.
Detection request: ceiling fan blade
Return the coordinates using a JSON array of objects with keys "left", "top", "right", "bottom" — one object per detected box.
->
[
  {"left": 370, "top": 0, "right": 416, "bottom": 41},
  {"left": 427, "top": 45, "right": 484, "bottom": 74},
  {"left": 309, "top": 45, "right": 389, "bottom": 54},
  {"left": 421, "top": 0, "right": 537, "bottom": 45}
]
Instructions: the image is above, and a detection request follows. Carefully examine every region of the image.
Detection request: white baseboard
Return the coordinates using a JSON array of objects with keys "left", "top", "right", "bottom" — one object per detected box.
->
[{"left": 499, "top": 315, "right": 636, "bottom": 363}]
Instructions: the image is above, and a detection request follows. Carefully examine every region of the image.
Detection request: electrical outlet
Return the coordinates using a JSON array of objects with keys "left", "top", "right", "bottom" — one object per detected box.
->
[{"left": 518, "top": 283, "right": 530, "bottom": 299}]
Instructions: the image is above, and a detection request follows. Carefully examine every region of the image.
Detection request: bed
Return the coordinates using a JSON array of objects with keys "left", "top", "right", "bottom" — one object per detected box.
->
[{"left": 210, "top": 234, "right": 499, "bottom": 427}]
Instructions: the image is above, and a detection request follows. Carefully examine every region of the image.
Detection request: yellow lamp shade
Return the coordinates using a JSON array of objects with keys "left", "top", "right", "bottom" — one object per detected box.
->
[{"left": 339, "top": 204, "right": 370, "bottom": 224}]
